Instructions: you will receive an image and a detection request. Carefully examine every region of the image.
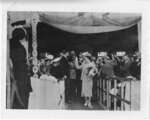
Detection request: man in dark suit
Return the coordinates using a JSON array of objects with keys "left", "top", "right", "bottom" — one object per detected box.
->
[
  {"left": 51, "top": 50, "right": 69, "bottom": 79},
  {"left": 59, "top": 50, "right": 70, "bottom": 103},
  {"left": 51, "top": 50, "right": 70, "bottom": 103},
  {"left": 10, "top": 27, "right": 32, "bottom": 109},
  {"left": 59, "top": 51, "right": 69, "bottom": 78}
]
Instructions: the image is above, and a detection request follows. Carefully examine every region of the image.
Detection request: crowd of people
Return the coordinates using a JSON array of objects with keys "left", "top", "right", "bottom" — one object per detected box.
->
[
  {"left": 34, "top": 49, "right": 141, "bottom": 108},
  {"left": 9, "top": 27, "right": 141, "bottom": 109}
]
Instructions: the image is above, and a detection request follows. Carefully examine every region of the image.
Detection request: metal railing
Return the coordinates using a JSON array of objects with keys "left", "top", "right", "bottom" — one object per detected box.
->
[{"left": 96, "top": 75, "right": 132, "bottom": 110}]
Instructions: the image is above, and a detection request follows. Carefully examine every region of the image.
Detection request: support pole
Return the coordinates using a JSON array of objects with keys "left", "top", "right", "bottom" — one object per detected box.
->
[
  {"left": 31, "top": 13, "right": 39, "bottom": 78},
  {"left": 138, "top": 21, "right": 141, "bottom": 52}
]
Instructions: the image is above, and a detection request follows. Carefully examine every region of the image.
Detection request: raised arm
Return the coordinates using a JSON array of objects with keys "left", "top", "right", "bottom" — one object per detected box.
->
[{"left": 75, "top": 57, "right": 82, "bottom": 69}]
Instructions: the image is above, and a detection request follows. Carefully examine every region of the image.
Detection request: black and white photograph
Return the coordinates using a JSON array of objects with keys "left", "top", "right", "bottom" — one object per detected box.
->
[{"left": 6, "top": 11, "right": 142, "bottom": 111}]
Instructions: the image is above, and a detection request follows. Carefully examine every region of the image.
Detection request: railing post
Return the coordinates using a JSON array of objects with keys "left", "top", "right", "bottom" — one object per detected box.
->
[
  {"left": 99, "top": 77, "right": 102, "bottom": 104},
  {"left": 130, "top": 78, "right": 132, "bottom": 110},
  {"left": 103, "top": 78, "right": 105, "bottom": 105},
  {"left": 121, "top": 81, "right": 124, "bottom": 110},
  {"left": 106, "top": 79, "right": 110, "bottom": 109},
  {"left": 109, "top": 79, "right": 111, "bottom": 109},
  {"left": 114, "top": 79, "right": 117, "bottom": 110}
]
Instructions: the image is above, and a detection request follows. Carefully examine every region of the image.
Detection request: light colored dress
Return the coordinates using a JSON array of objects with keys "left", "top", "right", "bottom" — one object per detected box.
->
[
  {"left": 28, "top": 75, "right": 64, "bottom": 109},
  {"left": 75, "top": 59, "right": 97, "bottom": 97}
]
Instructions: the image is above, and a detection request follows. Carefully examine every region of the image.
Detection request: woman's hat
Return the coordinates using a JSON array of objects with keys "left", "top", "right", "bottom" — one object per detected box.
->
[
  {"left": 82, "top": 52, "right": 91, "bottom": 57},
  {"left": 45, "top": 53, "right": 54, "bottom": 60}
]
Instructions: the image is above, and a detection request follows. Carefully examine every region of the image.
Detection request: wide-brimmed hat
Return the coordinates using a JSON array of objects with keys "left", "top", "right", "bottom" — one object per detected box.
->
[
  {"left": 45, "top": 53, "right": 54, "bottom": 60},
  {"left": 82, "top": 52, "right": 91, "bottom": 57}
]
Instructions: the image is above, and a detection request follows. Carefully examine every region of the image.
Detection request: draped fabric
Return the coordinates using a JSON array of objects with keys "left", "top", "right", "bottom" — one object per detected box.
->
[
  {"left": 8, "top": 12, "right": 141, "bottom": 51},
  {"left": 43, "top": 23, "right": 137, "bottom": 34},
  {"left": 8, "top": 12, "right": 141, "bottom": 37},
  {"left": 38, "top": 12, "right": 141, "bottom": 51},
  {"left": 9, "top": 12, "right": 141, "bottom": 34},
  {"left": 39, "top": 12, "right": 141, "bottom": 34}
]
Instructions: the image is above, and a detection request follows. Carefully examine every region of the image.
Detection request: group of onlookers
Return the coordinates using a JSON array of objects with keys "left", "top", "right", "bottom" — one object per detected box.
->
[{"left": 36, "top": 50, "right": 141, "bottom": 108}]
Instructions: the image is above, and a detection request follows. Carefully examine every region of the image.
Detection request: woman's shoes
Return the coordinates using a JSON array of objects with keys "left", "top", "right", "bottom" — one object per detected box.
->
[
  {"left": 84, "top": 101, "right": 93, "bottom": 108},
  {"left": 87, "top": 102, "right": 93, "bottom": 109},
  {"left": 84, "top": 101, "right": 88, "bottom": 106}
]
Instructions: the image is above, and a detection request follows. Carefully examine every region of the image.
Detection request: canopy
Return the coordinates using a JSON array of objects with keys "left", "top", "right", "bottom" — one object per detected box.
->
[
  {"left": 8, "top": 12, "right": 141, "bottom": 51},
  {"left": 8, "top": 12, "right": 141, "bottom": 34},
  {"left": 39, "top": 12, "right": 141, "bottom": 34}
]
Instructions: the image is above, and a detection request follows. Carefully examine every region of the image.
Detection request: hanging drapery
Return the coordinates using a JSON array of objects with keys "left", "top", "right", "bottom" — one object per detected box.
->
[
  {"left": 44, "top": 23, "right": 137, "bottom": 34},
  {"left": 39, "top": 12, "right": 141, "bottom": 34},
  {"left": 8, "top": 12, "right": 141, "bottom": 34}
]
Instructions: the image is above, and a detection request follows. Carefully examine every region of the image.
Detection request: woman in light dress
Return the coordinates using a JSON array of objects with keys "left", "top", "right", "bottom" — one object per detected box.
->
[{"left": 75, "top": 52, "right": 97, "bottom": 108}]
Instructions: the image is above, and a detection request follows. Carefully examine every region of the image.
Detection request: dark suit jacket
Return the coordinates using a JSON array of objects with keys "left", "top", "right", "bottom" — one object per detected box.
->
[
  {"left": 10, "top": 45, "right": 32, "bottom": 93},
  {"left": 51, "top": 56, "right": 69, "bottom": 79},
  {"left": 60, "top": 56, "right": 69, "bottom": 76}
]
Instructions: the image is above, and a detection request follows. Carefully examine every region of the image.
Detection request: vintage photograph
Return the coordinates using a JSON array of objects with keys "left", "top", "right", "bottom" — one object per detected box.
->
[{"left": 6, "top": 12, "right": 141, "bottom": 110}]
